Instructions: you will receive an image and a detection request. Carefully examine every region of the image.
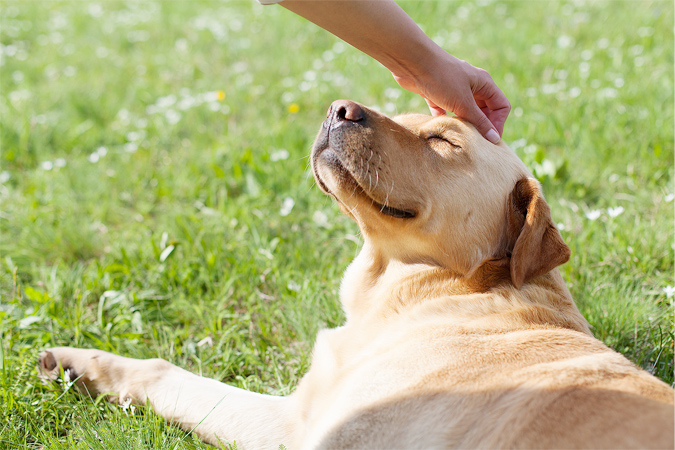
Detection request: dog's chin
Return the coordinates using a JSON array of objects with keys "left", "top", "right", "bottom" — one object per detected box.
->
[{"left": 312, "top": 147, "right": 417, "bottom": 220}]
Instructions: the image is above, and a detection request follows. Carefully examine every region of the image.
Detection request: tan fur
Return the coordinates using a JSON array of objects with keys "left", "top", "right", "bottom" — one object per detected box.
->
[{"left": 40, "top": 101, "right": 674, "bottom": 449}]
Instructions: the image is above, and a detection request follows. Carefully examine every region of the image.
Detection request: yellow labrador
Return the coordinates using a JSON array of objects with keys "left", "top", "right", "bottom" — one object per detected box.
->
[{"left": 40, "top": 101, "right": 674, "bottom": 449}]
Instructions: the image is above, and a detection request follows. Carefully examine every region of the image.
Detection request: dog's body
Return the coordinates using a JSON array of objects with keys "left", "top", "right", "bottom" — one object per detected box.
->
[{"left": 40, "top": 101, "right": 674, "bottom": 449}]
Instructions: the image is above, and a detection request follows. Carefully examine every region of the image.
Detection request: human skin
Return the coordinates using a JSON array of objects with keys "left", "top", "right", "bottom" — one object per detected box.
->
[{"left": 280, "top": 0, "right": 510, "bottom": 143}]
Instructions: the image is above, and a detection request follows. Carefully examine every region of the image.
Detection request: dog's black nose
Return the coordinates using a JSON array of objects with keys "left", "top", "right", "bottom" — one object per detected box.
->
[{"left": 328, "top": 100, "right": 365, "bottom": 123}]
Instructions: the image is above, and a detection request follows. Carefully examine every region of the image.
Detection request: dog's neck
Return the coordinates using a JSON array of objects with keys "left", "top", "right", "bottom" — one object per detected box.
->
[{"left": 339, "top": 242, "right": 591, "bottom": 335}]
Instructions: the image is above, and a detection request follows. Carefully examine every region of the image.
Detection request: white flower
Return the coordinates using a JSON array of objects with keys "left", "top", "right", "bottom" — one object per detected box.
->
[
  {"left": 88, "top": 4, "right": 104, "bottom": 18},
  {"left": 41, "top": 161, "right": 53, "bottom": 171},
  {"left": 606, "top": 206, "right": 624, "bottom": 218},
  {"left": 88, "top": 153, "right": 100, "bottom": 163},
  {"left": 542, "top": 83, "right": 564, "bottom": 95},
  {"left": 530, "top": 44, "right": 545, "bottom": 55},
  {"left": 202, "top": 91, "right": 220, "bottom": 103},
  {"left": 332, "top": 42, "right": 346, "bottom": 53},
  {"left": 313, "top": 210, "right": 329, "bottom": 228},
  {"left": 126, "top": 131, "right": 145, "bottom": 142},
  {"left": 628, "top": 45, "right": 644, "bottom": 56},
  {"left": 178, "top": 97, "right": 197, "bottom": 110},
  {"left": 509, "top": 138, "right": 527, "bottom": 150},
  {"left": 96, "top": 47, "right": 109, "bottom": 58},
  {"left": 322, "top": 50, "right": 335, "bottom": 62},
  {"left": 303, "top": 70, "right": 317, "bottom": 81},
  {"left": 280, "top": 197, "right": 295, "bottom": 217},
  {"left": 156, "top": 94, "right": 177, "bottom": 109},
  {"left": 124, "top": 142, "right": 138, "bottom": 153},
  {"left": 665, "top": 193, "right": 674, "bottom": 203},
  {"left": 120, "top": 397, "right": 136, "bottom": 414},
  {"left": 534, "top": 159, "right": 556, "bottom": 178},
  {"left": 557, "top": 35, "right": 573, "bottom": 48},
  {"left": 59, "top": 368, "right": 75, "bottom": 391},
  {"left": 663, "top": 286, "right": 675, "bottom": 298},
  {"left": 384, "top": 88, "right": 402, "bottom": 100},
  {"left": 270, "top": 149, "right": 289, "bottom": 162},
  {"left": 585, "top": 209, "right": 602, "bottom": 221},
  {"left": 0, "top": 171, "right": 10, "bottom": 183},
  {"left": 597, "top": 38, "right": 610, "bottom": 49},
  {"left": 165, "top": 109, "right": 181, "bottom": 125}
]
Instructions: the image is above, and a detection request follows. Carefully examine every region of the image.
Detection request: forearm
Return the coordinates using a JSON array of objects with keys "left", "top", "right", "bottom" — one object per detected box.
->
[
  {"left": 280, "top": 0, "right": 444, "bottom": 79},
  {"left": 279, "top": 0, "right": 510, "bottom": 139}
]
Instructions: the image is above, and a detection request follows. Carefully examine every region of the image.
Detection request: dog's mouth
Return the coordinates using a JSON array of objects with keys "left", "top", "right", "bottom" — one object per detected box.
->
[{"left": 313, "top": 147, "right": 417, "bottom": 220}]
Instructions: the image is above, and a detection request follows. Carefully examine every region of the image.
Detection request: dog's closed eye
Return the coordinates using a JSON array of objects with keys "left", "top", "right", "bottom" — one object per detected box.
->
[{"left": 426, "top": 134, "right": 461, "bottom": 149}]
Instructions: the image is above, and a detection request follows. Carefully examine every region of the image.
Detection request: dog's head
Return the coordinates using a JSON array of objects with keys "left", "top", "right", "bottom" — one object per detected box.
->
[{"left": 311, "top": 100, "right": 569, "bottom": 289}]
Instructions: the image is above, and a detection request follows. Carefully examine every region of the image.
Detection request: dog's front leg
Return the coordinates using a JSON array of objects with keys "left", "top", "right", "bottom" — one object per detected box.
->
[{"left": 39, "top": 347, "right": 298, "bottom": 448}]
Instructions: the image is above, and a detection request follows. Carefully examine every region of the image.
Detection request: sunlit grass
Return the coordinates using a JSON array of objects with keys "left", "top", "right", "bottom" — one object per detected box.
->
[{"left": 1, "top": 1, "right": 673, "bottom": 447}]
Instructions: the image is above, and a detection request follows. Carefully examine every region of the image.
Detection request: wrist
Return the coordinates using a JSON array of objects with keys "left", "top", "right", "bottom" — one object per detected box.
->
[{"left": 387, "top": 39, "right": 457, "bottom": 86}]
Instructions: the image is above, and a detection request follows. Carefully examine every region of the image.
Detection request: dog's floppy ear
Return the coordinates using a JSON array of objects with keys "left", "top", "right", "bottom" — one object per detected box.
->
[{"left": 505, "top": 177, "right": 570, "bottom": 289}]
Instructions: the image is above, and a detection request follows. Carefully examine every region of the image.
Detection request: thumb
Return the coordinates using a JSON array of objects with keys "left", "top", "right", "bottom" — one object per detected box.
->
[{"left": 458, "top": 103, "right": 500, "bottom": 144}]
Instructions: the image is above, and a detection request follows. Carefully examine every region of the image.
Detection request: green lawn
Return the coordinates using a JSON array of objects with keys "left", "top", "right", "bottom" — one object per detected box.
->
[{"left": 1, "top": 1, "right": 673, "bottom": 448}]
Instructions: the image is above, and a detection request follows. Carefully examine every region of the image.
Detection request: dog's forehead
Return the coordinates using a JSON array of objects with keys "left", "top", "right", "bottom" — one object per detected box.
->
[
  {"left": 392, "top": 113, "right": 433, "bottom": 129},
  {"left": 393, "top": 113, "right": 473, "bottom": 135}
]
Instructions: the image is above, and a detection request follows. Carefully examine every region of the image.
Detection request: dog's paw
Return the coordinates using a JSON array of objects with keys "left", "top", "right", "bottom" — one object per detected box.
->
[{"left": 38, "top": 347, "right": 122, "bottom": 400}]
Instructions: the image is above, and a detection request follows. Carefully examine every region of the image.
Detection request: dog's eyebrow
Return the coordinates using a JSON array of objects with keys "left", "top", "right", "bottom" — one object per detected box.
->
[{"left": 419, "top": 117, "right": 466, "bottom": 134}]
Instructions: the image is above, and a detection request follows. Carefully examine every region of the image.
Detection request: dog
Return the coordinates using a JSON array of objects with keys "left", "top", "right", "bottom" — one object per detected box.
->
[{"left": 40, "top": 100, "right": 674, "bottom": 449}]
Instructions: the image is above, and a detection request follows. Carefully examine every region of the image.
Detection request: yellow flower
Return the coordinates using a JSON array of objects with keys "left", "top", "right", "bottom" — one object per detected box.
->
[
  {"left": 217, "top": 90, "right": 225, "bottom": 101},
  {"left": 288, "top": 103, "right": 300, "bottom": 114}
]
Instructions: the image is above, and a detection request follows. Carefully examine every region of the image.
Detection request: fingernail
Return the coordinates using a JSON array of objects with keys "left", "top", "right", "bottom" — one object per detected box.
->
[{"left": 486, "top": 129, "right": 500, "bottom": 144}]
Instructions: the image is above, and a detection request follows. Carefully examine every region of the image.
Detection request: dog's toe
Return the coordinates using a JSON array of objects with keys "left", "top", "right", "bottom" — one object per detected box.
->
[
  {"left": 39, "top": 350, "right": 57, "bottom": 372},
  {"left": 38, "top": 347, "right": 81, "bottom": 383}
]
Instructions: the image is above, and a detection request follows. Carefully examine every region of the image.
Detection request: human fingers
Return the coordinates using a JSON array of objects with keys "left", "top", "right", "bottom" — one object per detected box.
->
[
  {"left": 456, "top": 102, "right": 501, "bottom": 144},
  {"left": 427, "top": 91, "right": 500, "bottom": 142},
  {"left": 424, "top": 98, "right": 447, "bottom": 117},
  {"left": 472, "top": 72, "right": 511, "bottom": 136}
]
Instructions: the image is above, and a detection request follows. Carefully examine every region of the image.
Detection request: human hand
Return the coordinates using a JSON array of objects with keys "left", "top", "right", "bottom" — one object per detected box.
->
[
  {"left": 392, "top": 52, "right": 510, "bottom": 144},
  {"left": 279, "top": 0, "right": 510, "bottom": 142}
]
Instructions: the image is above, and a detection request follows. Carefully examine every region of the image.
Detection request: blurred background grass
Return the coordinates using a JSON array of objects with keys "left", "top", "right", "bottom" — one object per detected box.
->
[{"left": 1, "top": 1, "right": 673, "bottom": 447}]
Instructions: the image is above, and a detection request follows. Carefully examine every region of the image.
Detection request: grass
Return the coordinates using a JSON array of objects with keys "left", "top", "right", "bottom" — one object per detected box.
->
[{"left": 1, "top": 0, "right": 673, "bottom": 448}]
